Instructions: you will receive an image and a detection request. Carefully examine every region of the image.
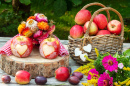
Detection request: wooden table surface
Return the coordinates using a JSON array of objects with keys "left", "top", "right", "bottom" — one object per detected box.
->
[{"left": 0, "top": 37, "right": 130, "bottom": 86}]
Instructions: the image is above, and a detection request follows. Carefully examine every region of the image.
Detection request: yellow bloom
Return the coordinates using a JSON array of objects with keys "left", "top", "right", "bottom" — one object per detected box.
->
[
  {"left": 123, "top": 67, "right": 130, "bottom": 71},
  {"left": 126, "top": 80, "right": 130, "bottom": 86},
  {"left": 118, "top": 78, "right": 130, "bottom": 85},
  {"left": 95, "top": 48, "right": 99, "bottom": 57},
  {"left": 18, "top": 23, "right": 26, "bottom": 34}
]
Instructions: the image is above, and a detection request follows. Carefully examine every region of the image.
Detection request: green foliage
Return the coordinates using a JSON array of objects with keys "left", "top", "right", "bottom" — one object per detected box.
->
[
  {"left": 0, "top": 10, "right": 27, "bottom": 37},
  {"left": 124, "top": 25, "right": 130, "bottom": 42},
  {"left": 94, "top": 49, "right": 130, "bottom": 82},
  {"left": 53, "top": 0, "right": 67, "bottom": 17},
  {"left": 4, "top": 0, "right": 12, "bottom": 3},
  {"left": 19, "top": 0, "right": 31, "bottom": 5},
  {"left": 71, "top": 0, "right": 82, "bottom": 6},
  {"left": 94, "top": 52, "right": 110, "bottom": 74}
]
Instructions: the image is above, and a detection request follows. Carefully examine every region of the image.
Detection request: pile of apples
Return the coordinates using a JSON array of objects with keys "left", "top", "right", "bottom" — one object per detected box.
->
[
  {"left": 1, "top": 67, "right": 83, "bottom": 85},
  {"left": 70, "top": 9, "right": 122, "bottom": 39},
  {"left": 11, "top": 36, "right": 60, "bottom": 59}
]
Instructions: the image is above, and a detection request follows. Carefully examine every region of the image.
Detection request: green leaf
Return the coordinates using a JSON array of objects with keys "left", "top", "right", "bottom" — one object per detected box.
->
[
  {"left": 123, "top": 49, "right": 130, "bottom": 56},
  {"left": 45, "top": 0, "right": 54, "bottom": 6},
  {"left": 53, "top": 0, "right": 67, "bottom": 17},
  {"left": 113, "top": 52, "right": 120, "bottom": 58},
  {"left": 5, "top": 0, "right": 12, "bottom": 3},
  {"left": 70, "top": 0, "right": 82, "bottom": 6},
  {"left": 19, "top": 0, "right": 31, "bottom": 5}
]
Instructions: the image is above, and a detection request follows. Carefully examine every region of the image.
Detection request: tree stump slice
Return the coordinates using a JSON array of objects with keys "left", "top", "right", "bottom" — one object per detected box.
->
[{"left": 0, "top": 47, "right": 69, "bottom": 78}]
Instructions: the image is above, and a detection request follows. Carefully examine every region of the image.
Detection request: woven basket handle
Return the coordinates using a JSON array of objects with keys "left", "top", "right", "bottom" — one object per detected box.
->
[
  {"left": 86, "top": 7, "right": 124, "bottom": 37},
  {"left": 81, "top": 2, "right": 110, "bottom": 22}
]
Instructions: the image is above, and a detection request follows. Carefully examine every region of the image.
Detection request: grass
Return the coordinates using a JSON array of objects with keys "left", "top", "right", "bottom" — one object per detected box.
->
[{"left": 0, "top": 0, "right": 130, "bottom": 41}]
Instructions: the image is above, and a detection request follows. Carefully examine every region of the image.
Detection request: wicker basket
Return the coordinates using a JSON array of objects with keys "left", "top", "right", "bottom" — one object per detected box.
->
[{"left": 68, "top": 3, "right": 124, "bottom": 65}]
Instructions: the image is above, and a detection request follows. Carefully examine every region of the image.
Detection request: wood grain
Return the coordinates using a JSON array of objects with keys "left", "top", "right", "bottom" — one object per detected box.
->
[{"left": 0, "top": 47, "right": 69, "bottom": 78}]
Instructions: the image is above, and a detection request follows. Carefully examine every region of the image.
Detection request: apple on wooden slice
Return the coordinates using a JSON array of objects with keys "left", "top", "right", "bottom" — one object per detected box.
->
[
  {"left": 11, "top": 36, "right": 33, "bottom": 58},
  {"left": 39, "top": 38, "right": 60, "bottom": 59}
]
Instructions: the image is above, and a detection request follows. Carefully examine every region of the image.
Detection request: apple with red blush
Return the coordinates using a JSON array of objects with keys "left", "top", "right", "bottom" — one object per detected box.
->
[
  {"left": 55, "top": 67, "right": 70, "bottom": 81},
  {"left": 11, "top": 36, "right": 33, "bottom": 58},
  {"left": 84, "top": 21, "right": 98, "bottom": 36},
  {"left": 15, "top": 70, "right": 31, "bottom": 85},
  {"left": 70, "top": 25, "right": 84, "bottom": 39},
  {"left": 39, "top": 38, "right": 60, "bottom": 59},
  {"left": 93, "top": 14, "right": 107, "bottom": 29},
  {"left": 96, "top": 30, "right": 111, "bottom": 35},
  {"left": 75, "top": 10, "right": 91, "bottom": 25},
  {"left": 107, "top": 20, "right": 121, "bottom": 35}
]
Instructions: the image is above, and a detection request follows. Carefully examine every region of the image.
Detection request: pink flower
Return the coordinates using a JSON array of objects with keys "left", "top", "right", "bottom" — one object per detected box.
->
[
  {"left": 36, "top": 13, "right": 48, "bottom": 22},
  {"left": 98, "top": 72, "right": 113, "bottom": 86},
  {"left": 102, "top": 55, "right": 118, "bottom": 72},
  {"left": 118, "top": 63, "right": 124, "bottom": 69},
  {"left": 87, "top": 68, "right": 99, "bottom": 80}
]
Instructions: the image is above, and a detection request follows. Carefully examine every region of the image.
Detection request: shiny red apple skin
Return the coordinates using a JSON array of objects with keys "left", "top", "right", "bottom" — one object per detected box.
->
[
  {"left": 75, "top": 10, "right": 91, "bottom": 25},
  {"left": 55, "top": 67, "right": 70, "bottom": 81},
  {"left": 84, "top": 21, "right": 98, "bottom": 36},
  {"left": 107, "top": 20, "right": 121, "bottom": 35},
  {"left": 11, "top": 36, "right": 33, "bottom": 58},
  {"left": 39, "top": 38, "right": 60, "bottom": 59},
  {"left": 70, "top": 25, "right": 84, "bottom": 39},
  {"left": 96, "top": 30, "right": 111, "bottom": 35},
  {"left": 93, "top": 14, "right": 107, "bottom": 29},
  {"left": 15, "top": 70, "right": 30, "bottom": 85}
]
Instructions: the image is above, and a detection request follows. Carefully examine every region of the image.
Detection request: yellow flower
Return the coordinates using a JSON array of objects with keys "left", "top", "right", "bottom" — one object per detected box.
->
[
  {"left": 87, "top": 79, "right": 98, "bottom": 85},
  {"left": 123, "top": 67, "right": 130, "bottom": 71},
  {"left": 18, "top": 23, "right": 26, "bottom": 34},
  {"left": 95, "top": 48, "right": 99, "bottom": 57},
  {"left": 118, "top": 78, "right": 130, "bottom": 85},
  {"left": 126, "top": 80, "right": 130, "bottom": 86}
]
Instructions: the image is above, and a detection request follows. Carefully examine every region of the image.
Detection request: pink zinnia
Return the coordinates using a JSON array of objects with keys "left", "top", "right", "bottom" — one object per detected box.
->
[
  {"left": 87, "top": 68, "right": 99, "bottom": 80},
  {"left": 98, "top": 72, "right": 113, "bottom": 86},
  {"left": 102, "top": 55, "right": 118, "bottom": 72}
]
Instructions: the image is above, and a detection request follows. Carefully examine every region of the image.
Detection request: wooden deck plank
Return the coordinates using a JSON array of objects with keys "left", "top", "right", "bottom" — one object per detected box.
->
[{"left": 0, "top": 37, "right": 130, "bottom": 85}]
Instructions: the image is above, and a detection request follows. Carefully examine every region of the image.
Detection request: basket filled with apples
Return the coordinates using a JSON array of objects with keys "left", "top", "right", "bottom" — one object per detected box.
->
[
  {"left": 68, "top": 2, "right": 124, "bottom": 65},
  {"left": 0, "top": 13, "right": 69, "bottom": 78}
]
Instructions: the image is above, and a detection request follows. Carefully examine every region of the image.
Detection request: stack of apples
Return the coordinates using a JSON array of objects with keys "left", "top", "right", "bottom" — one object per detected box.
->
[{"left": 70, "top": 9, "right": 122, "bottom": 39}]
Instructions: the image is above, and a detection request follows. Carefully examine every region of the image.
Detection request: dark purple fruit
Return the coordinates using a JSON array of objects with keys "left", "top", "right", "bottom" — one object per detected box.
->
[
  {"left": 72, "top": 72, "right": 83, "bottom": 80},
  {"left": 67, "top": 67, "right": 72, "bottom": 74},
  {"left": 1, "top": 75, "right": 11, "bottom": 83},
  {"left": 68, "top": 76, "right": 80, "bottom": 85},
  {"left": 35, "top": 76, "right": 47, "bottom": 85}
]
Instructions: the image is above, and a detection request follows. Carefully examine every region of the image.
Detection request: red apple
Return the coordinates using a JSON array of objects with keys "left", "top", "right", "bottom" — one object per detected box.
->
[
  {"left": 15, "top": 70, "right": 30, "bottom": 85},
  {"left": 11, "top": 36, "right": 33, "bottom": 58},
  {"left": 107, "top": 20, "right": 121, "bottom": 35},
  {"left": 55, "top": 67, "right": 70, "bottom": 81},
  {"left": 75, "top": 10, "right": 91, "bottom": 25},
  {"left": 39, "top": 38, "right": 60, "bottom": 59},
  {"left": 96, "top": 30, "right": 111, "bottom": 35},
  {"left": 70, "top": 25, "right": 84, "bottom": 39},
  {"left": 93, "top": 14, "right": 107, "bottom": 29},
  {"left": 84, "top": 21, "right": 98, "bottom": 36}
]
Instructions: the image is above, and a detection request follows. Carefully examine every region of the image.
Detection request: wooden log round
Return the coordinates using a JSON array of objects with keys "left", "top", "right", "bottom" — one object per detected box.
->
[{"left": 0, "top": 47, "right": 69, "bottom": 78}]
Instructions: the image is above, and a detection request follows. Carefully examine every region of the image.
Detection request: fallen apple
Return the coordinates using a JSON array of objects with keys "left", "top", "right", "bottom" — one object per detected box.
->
[
  {"left": 83, "top": 21, "right": 98, "bottom": 36},
  {"left": 15, "top": 70, "right": 30, "bottom": 85},
  {"left": 107, "top": 20, "right": 121, "bottom": 35},
  {"left": 75, "top": 10, "right": 91, "bottom": 25},
  {"left": 55, "top": 67, "right": 70, "bottom": 81},
  {"left": 70, "top": 25, "right": 84, "bottom": 39},
  {"left": 93, "top": 14, "right": 107, "bottom": 29},
  {"left": 11, "top": 36, "right": 33, "bottom": 58},
  {"left": 39, "top": 38, "right": 60, "bottom": 59}
]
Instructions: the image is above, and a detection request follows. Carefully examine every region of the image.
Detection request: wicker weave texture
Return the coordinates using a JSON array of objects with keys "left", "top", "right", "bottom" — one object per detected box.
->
[{"left": 68, "top": 2, "right": 124, "bottom": 65}]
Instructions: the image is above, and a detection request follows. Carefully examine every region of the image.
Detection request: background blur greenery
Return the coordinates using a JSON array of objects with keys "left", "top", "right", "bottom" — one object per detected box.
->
[{"left": 0, "top": 0, "right": 130, "bottom": 42}]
